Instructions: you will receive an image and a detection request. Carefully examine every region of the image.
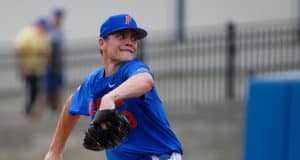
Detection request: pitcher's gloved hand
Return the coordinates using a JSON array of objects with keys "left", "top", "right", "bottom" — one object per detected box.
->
[{"left": 83, "top": 109, "right": 131, "bottom": 151}]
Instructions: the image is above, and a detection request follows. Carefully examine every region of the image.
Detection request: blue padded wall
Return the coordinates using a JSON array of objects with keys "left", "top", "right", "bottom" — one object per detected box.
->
[{"left": 244, "top": 71, "right": 300, "bottom": 160}]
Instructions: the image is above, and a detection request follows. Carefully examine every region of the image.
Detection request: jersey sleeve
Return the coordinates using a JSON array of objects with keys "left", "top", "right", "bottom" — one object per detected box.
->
[
  {"left": 68, "top": 76, "right": 93, "bottom": 116},
  {"left": 122, "top": 59, "right": 153, "bottom": 80}
]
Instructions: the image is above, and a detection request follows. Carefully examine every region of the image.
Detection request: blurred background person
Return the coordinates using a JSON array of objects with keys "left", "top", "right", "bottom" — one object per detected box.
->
[
  {"left": 15, "top": 17, "right": 51, "bottom": 119},
  {"left": 40, "top": 8, "right": 66, "bottom": 114}
]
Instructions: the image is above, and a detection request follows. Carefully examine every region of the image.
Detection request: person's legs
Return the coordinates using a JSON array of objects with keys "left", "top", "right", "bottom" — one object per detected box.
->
[
  {"left": 35, "top": 70, "right": 54, "bottom": 116},
  {"left": 41, "top": 69, "right": 58, "bottom": 111},
  {"left": 24, "top": 75, "right": 40, "bottom": 116},
  {"left": 49, "top": 73, "right": 64, "bottom": 112},
  {"left": 24, "top": 76, "right": 32, "bottom": 115}
]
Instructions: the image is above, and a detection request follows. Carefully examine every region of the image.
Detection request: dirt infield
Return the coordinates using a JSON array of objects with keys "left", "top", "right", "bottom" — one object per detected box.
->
[{"left": 0, "top": 95, "right": 244, "bottom": 160}]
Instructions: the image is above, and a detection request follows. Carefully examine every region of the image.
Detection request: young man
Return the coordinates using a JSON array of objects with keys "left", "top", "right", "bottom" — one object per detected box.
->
[{"left": 44, "top": 14, "right": 183, "bottom": 160}]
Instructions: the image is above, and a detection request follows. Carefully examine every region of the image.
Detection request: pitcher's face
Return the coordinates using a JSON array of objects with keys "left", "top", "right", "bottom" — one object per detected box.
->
[{"left": 99, "top": 29, "right": 138, "bottom": 62}]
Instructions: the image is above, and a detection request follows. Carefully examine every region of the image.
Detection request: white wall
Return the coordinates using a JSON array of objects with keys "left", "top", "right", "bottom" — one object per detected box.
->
[
  {"left": 186, "top": 0, "right": 297, "bottom": 27},
  {"left": 0, "top": 0, "right": 297, "bottom": 45}
]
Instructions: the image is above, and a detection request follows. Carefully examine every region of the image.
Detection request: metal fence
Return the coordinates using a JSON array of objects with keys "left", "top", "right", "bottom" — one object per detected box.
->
[
  {"left": 141, "top": 19, "right": 300, "bottom": 106},
  {"left": 0, "top": 19, "right": 299, "bottom": 106}
]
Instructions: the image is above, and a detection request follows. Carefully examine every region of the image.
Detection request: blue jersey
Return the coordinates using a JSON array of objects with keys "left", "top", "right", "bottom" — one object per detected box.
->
[{"left": 69, "top": 58, "right": 183, "bottom": 160}]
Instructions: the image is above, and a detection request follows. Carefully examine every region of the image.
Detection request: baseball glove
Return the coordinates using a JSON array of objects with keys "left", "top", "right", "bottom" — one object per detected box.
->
[{"left": 83, "top": 109, "right": 131, "bottom": 151}]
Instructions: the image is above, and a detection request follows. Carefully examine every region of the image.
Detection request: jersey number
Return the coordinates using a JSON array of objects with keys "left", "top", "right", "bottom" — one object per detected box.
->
[{"left": 122, "top": 111, "right": 137, "bottom": 129}]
